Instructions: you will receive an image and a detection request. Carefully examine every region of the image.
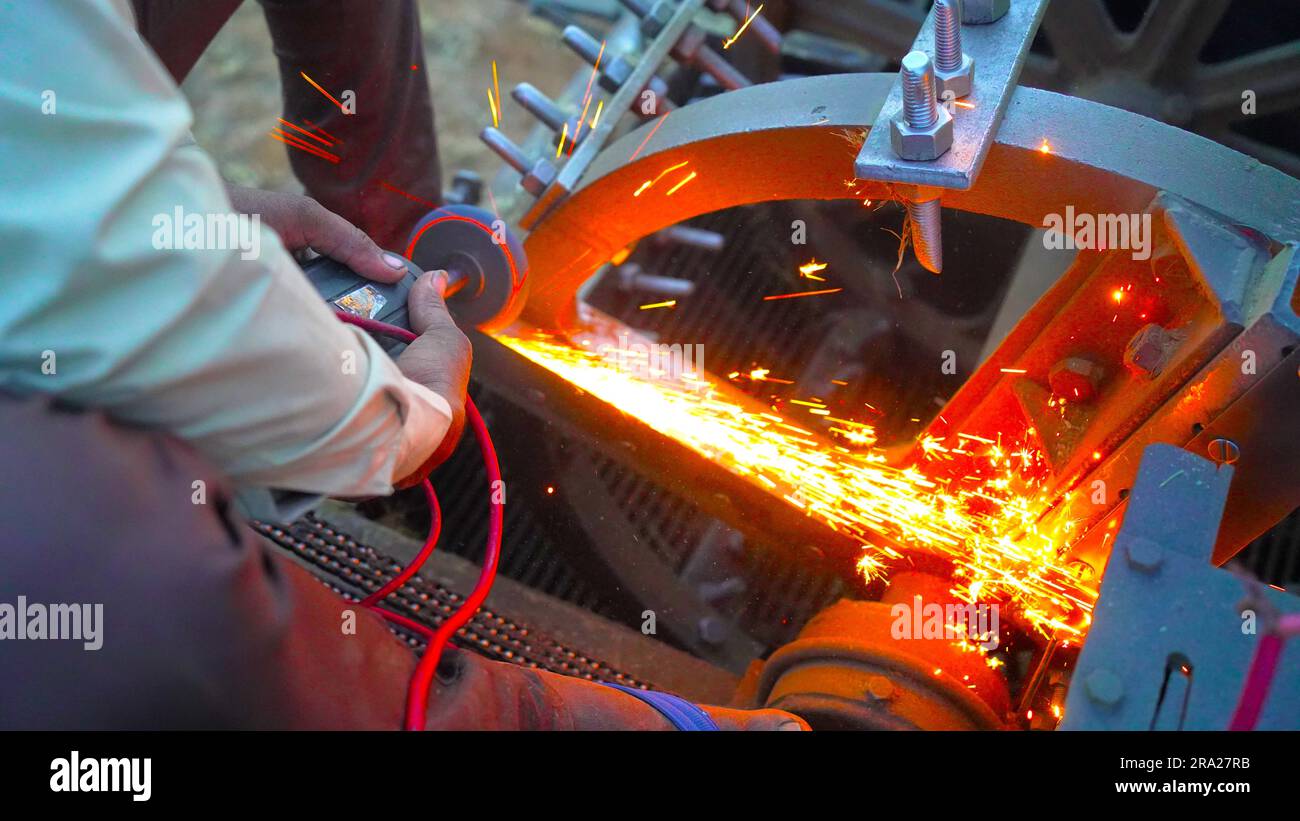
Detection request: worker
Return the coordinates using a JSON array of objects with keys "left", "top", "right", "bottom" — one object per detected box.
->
[{"left": 0, "top": 0, "right": 807, "bottom": 731}]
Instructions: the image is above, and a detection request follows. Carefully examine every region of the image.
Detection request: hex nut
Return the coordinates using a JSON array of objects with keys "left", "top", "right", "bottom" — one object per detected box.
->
[
  {"left": 962, "top": 0, "right": 1010, "bottom": 24},
  {"left": 1083, "top": 668, "right": 1124, "bottom": 707},
  {"left": 935, "top": 53, "right": 975, "bottom": 101},
  {"left": 1124, "top": 537, "right": 1164, "bottom": 573},
  {"left": 1049, "top": 357, "right": 1104, "bottom": 402},
  {"left": 890, "top": 104, "right": 954, "bottom": 161},
  {"left": 1124, "top": 324, "right": 1179, "bottom": 378},
  {"left": 520, "top": 161, "right": 557, "bottom": 197},
  {"left": 641, "top": 1, "right": 674, "bottom": 37}
]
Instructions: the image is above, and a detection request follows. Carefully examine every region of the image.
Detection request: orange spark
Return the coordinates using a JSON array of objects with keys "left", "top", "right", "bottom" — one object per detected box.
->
[
  {"left": 639, "top": 300, "right": 677, "bottom": 310},
  {"left": 665, "top": 170, "right": 698, "bottom": 196},
  {"left": 723, "top": 4, "right": 765, "bottom": 50},
  {"left": 799, "top": 259, "right": 829, "bottom": 281},
  {"left": 628, "top": 112, "right": 670, "bottom": 162},
  {"left": 763, "top": 288, "right": 844, "bottom": 301},
  {"left": 300, "top": 71, "right": 347, "bottom": 112},
  {"left": 269, "top": 129, "right": 341, "bottom": 163},
  {"left": 494, "top": 330, "right": 1099, "bottom": 637},
  {"left": 492, "top": 60, "right": 502, "bottom": 125},
  {"left": 635, "top": 161, "right": 690, "bottom": 197}
]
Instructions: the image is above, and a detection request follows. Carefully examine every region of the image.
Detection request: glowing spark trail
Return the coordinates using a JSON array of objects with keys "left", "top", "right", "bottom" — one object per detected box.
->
[
  {"left": 723, "top": 4, "right": 765, "bottom": 50},
  {"left": 495, "top": 331, "right": 1098, "bottom": 636},
  {"left": 300, "top": 71, "right": 347, "bottom": 112}
]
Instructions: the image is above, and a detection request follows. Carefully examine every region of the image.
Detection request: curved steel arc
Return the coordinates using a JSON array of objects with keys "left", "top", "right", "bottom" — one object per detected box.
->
[{"left": 521, "top": 72, "right": 1300, "bottom": 331}]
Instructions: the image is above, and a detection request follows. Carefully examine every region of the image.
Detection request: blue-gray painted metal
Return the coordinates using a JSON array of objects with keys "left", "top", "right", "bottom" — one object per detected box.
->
[{"left": 1061, "top": 444, "right": 1300, "bottom": 730}]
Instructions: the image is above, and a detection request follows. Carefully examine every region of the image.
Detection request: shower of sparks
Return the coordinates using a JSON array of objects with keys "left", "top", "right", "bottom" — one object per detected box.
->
[
  {"left": 495, "top": 331, "right": 1098, "bottom": 637},
  {"left": 723, "top": 4, "right": 765, "bottom": 50}
]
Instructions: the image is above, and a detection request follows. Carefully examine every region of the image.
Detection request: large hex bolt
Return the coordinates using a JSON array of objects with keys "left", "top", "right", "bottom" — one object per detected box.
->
[
  {"left": 891, "top": 51, "right": 954, "bottom": 161},
  {"left": 891, "top": 51, "right": 952, "bottom": 274},
  {"left": 962, "top": 0, "right": 1010, "bottom": 24},
  {"left": 479, "top": 127, "right": 557, "bottom": 197},
  {"left": 1123, "top": 323, "right": 1179, "bottom": 378},
  {"left": 907, "top": 196, "right": 944, "bottom": 274},
  {"left": 1049, "top": 356, "right": 1104, "bottom": 402},
  {"left": 933, "top": 0, "right": 975, "bottom": 100}
]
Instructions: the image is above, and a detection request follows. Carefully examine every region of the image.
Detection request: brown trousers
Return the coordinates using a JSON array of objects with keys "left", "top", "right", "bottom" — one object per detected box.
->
[
  {"left": 0, "top": 398, "right": 719, "bottom": 729},
  {"left": 131, "top": 0, "right": 443, "bottom": 249}
]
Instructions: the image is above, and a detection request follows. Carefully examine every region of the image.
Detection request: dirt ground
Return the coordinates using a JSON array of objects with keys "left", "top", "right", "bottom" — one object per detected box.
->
[{"left": 182, "top": 0, "right": 581, "bottom": 193}]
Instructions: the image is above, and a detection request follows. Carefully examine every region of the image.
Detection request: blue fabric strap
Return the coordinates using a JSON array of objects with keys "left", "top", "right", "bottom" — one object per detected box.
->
[{"left": 603, "top": 683, "right": 720, "bottom": 731}]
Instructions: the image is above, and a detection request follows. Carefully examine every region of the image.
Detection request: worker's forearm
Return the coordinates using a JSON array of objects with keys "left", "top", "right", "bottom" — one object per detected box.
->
[{"left": 0, "top": 0, "right": 448, "bottom": 502}]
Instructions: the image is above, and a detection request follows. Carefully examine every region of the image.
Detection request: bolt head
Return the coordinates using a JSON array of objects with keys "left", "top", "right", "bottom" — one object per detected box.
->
[
  {"left": 935, "top": 54, "right": 975, "bottom": 101},
  {"left": 641, "top": 1, "right": 674, "bottom": 36},
  {"left": 865, "top": 675, "right": 896, "bottom": 702},
  {"left": 1084, "top": 668, "right": 1124, "bottom": 707},
  {"left": 890, "top": 104, "right": 954, "bottom": 161},
  {"left": 1124, "top": 537, "right": 1164, "bottom": 573},
  {"left": 962, "top": 0, "right": 1010, "bottom": 24},
  {"left": 1124, "top": 324, "right": 1175, "bottom": 378},
  {"left": 521, "top": 160, "right": 557, "bottom": 197},
  {"left": 1048, "top": 357, "right": 1103, "bottom": 402}
]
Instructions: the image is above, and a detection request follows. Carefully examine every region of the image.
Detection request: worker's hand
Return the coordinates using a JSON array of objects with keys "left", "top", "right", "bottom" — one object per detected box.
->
[
  {"left": 225, "top": 186, "right": 409, "bottom": 284},
  {"left": 393, "top": 271, "right": 472, "bottom": 484}
]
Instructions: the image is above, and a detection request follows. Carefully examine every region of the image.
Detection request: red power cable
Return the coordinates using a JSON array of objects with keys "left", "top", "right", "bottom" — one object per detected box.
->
[{"left": 333, "top": 311, "right": 504, "bottom": 731}]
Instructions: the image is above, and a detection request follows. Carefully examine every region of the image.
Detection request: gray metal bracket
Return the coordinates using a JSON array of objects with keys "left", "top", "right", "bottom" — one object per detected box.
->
[
  {"left": 853, "top": 0, "right": 1049, "bottom": 190},
  {"left": 1060, "top": 444, "right": 1300, "bottom": 730}
]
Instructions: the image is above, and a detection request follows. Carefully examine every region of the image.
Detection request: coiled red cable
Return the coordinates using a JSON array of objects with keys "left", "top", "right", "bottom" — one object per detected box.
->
[{"left": 334, "top": 311, "right": 503, "bottom": 731}]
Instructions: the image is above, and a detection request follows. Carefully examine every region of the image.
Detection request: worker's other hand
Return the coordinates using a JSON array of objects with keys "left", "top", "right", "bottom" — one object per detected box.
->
[
  {"left": 393, "top": 271, "right": 472, "bottom": 484},
  {"left": 225, "top": 186, "right": 409, "bottom": 284}
]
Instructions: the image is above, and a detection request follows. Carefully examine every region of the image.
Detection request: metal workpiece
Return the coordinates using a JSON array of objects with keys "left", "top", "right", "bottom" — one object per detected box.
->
[
  {"left": 514, "top": 71, "right": 1300, "bottom": 576},
  {"left": 932, "top": 0, "right": 975, "bottom": 101},
  {"left": 520, "top": 71, "right": 1300, "bottom": 333},
  {"left": 479, "top": 126, "right": 558, "bottom": 197},
  {"left": 1060, "top": 445, "right": 1300, "bottom": 730},
  {"left": 891, "top": 51, "right": 954, "bottom": 162},
  {"left": 855, "top": 0, "right": 1049, "bottom": 189}
]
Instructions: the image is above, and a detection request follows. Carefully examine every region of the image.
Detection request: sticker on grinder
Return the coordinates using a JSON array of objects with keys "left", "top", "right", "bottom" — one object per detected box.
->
[{"left": 333, "top": 284, "right": 388, "bottom": 319}]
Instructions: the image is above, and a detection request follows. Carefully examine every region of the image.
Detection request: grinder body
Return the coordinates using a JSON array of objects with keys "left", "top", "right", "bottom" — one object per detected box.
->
[{"left": 303, "top": 204, "right": 528, "bottom": 338}]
